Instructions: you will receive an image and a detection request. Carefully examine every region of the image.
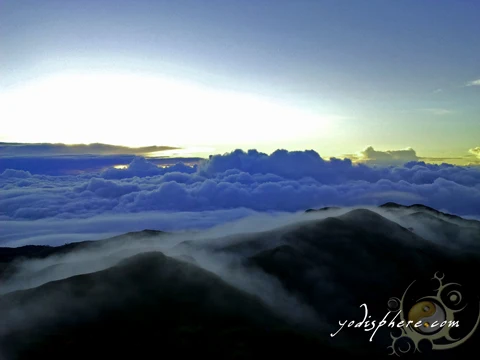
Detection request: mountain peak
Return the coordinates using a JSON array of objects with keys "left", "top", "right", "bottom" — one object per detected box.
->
[
  {"left": 305, "top": 206, "right": 341, "bottom": 213},
  {"left": 338, "top": 208, "right": 388, "bottom": 223},
  {"left": 379, "top": 201, "right": 403, "bottom": 208}
]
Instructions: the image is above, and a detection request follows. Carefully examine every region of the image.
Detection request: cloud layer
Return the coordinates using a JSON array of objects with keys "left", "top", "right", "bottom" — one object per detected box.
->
[{"left": 1, "top": 148, "right": 480, "bottom": 244}]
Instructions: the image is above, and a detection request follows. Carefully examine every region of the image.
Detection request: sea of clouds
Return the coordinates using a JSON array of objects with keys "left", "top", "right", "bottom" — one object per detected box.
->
[{"left": 1, "top": 148, "right": 480, "bottom": 246}]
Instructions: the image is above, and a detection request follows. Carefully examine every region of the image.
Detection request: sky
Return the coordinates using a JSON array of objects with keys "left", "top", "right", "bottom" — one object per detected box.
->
[{"left": 0, "top": 0, "right": 479, "bottom": 162}]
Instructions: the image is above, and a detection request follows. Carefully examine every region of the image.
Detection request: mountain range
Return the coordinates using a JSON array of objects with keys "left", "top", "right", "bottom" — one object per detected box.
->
[{"left": 1, "top": 202, "right": 479, "bottom": 359}]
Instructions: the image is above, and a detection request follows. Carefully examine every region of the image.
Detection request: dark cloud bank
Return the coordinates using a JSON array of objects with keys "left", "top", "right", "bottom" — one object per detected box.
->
[{"left": 0, "top": 142, "right": 178, "bottom": 156}]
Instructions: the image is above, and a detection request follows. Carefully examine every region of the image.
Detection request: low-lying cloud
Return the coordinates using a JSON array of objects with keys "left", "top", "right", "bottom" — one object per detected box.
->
[{"left": 1, "top": 148, "right": 480, "bottom": 245}]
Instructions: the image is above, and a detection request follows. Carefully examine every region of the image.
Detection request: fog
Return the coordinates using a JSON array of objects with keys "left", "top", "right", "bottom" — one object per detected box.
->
[
  {"left": 2, "top": 205, "right": 478, "bottom": 297},
  {"left": 0, "top": 208, "right": 350, "bottom": 295}
]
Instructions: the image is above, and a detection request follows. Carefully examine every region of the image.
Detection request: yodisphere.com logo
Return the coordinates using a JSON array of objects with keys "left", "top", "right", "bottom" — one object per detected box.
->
[
  {"left": 386, "top": 271, "right": 480, "bottom": 356},
  {"left": 330, "top": 272, "right": 480, "bottom": 356}
]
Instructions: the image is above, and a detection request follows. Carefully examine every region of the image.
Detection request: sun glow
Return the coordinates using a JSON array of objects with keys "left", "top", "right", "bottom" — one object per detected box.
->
[{"left": 0, "top": 72, "right": 333, "bottom": 148}]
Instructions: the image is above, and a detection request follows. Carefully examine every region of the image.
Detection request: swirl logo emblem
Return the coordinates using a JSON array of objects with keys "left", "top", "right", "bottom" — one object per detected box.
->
[{"left": 387, "top": 272, "right": 480, "bottom": 356}]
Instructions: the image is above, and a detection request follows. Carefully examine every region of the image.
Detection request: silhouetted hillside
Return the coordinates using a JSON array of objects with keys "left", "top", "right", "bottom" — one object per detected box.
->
[
  {"left": 380, "top": 202, "right": 480, "bottom": 228},
  {"left": 1, "top": 205, "right": 480, "bottom": 359},
  {"left": 0, "top": 251, "right": 347, "bottom": 360}
]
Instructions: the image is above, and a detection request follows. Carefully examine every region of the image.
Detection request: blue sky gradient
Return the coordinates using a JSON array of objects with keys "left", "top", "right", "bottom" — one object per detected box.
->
[{"left": 1, "top": 0, "right": 479, "bottom": 159}]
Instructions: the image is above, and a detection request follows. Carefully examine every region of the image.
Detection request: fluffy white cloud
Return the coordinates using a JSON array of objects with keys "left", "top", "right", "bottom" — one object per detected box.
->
[
  {"left": 359, "top": 146, "right": 419, "bottom": 164},
  {"left": 469, "top": 147, "right": 480, "bottom": 158},
  {"left": 466, "top": 79, "right": 480, "bottom": 86}
]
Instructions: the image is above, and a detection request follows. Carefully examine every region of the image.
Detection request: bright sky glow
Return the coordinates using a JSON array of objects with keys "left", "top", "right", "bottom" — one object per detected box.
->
[{"left": 0, "top": 73, "right": 333, "bottom": 149}]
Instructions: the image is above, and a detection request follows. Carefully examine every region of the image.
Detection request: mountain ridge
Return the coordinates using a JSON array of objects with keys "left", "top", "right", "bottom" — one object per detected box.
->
[
  {"left": 1, "top": 203, "right": 480, "bottom": 359},
  {"left": 0, "top": 251, "right": 340, "bottom": 359}
]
